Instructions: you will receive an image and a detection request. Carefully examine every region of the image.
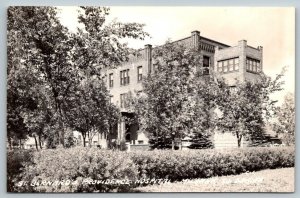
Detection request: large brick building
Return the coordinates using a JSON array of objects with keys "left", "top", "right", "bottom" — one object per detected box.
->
[{"left": 101, "top": 30, "right": 264, "bottom": 149}]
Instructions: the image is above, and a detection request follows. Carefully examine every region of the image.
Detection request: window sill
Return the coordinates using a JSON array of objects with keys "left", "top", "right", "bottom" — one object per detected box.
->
[
  {"left": 246, "top": 70, "right": 260, "bottom": 74},
  {"left": 218, "top": 70, "right": 240, "bottom": 74}
]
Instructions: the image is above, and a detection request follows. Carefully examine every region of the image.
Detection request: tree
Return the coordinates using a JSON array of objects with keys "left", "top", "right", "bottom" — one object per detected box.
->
[
  {"left": 20, "top": 86, "right": 53, "bottom": 150},
  {"left": 64, "top": 6, "right": 149, "bottom": 148},
  {"left": 133, "top": 42, "right": 220, "bottom": 150},
  {"left": 7, "top": 7, "right": 77, "bottom": 147},
  {"left": 73, "top": 6, "right": 149, "bottom": 75},
  {"left": 7, "top": 6, "right": 149, "bottom": 148},
  {"left": 217, "top": 69, "right": 286, "bottom": 147},
  {"left": 64, "top": 78, "right": 119, "bottom": 147},
  {"left": 273, "top": 92, "right": 295, "bottom": 146}
]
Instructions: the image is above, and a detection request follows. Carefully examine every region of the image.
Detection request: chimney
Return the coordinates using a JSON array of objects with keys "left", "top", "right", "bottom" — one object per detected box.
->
[
  {"left": 238, "top": 40, "right": 247, "bottom": 48},
  {"left": 144, "top": 44, "right": 152, "bottom": 73},
  {"left": 191, "top": 30, "right": 200, "bottom": 49}
]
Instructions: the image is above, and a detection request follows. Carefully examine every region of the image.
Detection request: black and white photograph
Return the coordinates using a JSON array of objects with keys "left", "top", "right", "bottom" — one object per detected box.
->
[{"left": 7, "top": 6, "right": 295, "bottom": 193}]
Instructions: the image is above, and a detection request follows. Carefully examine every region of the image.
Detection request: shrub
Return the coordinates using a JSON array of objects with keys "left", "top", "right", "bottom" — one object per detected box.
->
[
  {"left": 19, "top": 147, "right": 138, "bottom": 192},
  {"left": 7, "top": 149, "right": 34, "bottom": 192}
]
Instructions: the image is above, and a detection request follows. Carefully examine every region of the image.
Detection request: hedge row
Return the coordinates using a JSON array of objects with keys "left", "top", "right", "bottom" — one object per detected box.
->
[
  {"left": 131, "top": 147, "right": 294, "bottom": 181},
  {"left": 11, "top": 146, "right": 294, "bottom": 192}
]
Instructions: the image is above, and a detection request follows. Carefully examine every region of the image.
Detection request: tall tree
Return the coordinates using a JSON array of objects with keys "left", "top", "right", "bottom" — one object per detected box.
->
[
  {"left": 64, "top": 78, "right": 119, "bottom": 147},
  {"left": 133, "top": 42, "right": 220, "bottom": 149},
  {"left": 273, "top": 92, "right": 295, "bottom": 146},
  {"left": 7, "top": 7, "right": 77, "bottom": 147},
  {"left": 7, "top": 6, "right": 149, "bottom": 148},
  {"left": 217, "top": 69, "right": 286, "bottom": 147},
  {"left": 65, "top": 6, "right": 149, "bottom": 147}
]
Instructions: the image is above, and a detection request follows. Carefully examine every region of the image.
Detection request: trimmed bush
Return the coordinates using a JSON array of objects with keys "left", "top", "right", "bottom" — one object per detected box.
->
[
  {"left": 131, "top": 147, "right": 294, "bottom": 182},
  {"left": 19, "top": 147, "right": 138, "bottom": 192},
  {"left": 15, "top": 146, "right": 294, "bottom": 192}
]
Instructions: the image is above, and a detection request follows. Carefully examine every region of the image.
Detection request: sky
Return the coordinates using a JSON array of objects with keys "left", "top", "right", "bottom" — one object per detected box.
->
[{"left": 57, "top": 6, "right": 295, "bottom": 104}]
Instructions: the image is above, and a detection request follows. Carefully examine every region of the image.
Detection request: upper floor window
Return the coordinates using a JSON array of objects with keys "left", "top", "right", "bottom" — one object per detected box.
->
[
  {"left": 120, "top": 69, "right": 130, "bottom": 86},
  {"left": 109, "top": 73, "right": 113, "bottom": 88},
  {"left": 202, "top": 56, "right": 210, "bottom": 75},
  {"left": 137, "top": 66, "right": 143, "bottom": 82},
  {"left": 217, "top": 57, "right": 239, "bottom": 73},
  {"left": 246, "top": 57, "right": 261, "bottom": 73}
]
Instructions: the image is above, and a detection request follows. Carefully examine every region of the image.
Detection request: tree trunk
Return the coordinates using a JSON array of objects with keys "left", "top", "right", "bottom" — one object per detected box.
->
[
  {"left": 88, "top": 138, "right": 92, "bottom": 148},
  {"left": 33, "top": 135, "right": 39, "bottom": 151},
  {"left": 82, "top": 133, "right": 86, "bottom": 147},
  {"left": 58, "top": 117, "right": 65, "bottom": 147},
  {"left": 19, "top": 139, "right": 22, "bottom": 149},
  {"left": 171, "top": 140, "right": 175, "bottom": 150},
  {"left": 237, "top": 133, "right": 242, "bottom": 148},
  {"left": 38, "top": 134, "right": 43, "bottom": 149}
]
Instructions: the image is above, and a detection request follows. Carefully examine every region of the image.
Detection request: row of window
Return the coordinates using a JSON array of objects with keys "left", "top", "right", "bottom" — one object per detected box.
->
[
  {"left": 217, "top": 57, "right": 239, "bottom": 73},
  {"left": 246, "top": 57, "right": 261, "bottom": 73},
  {"left": 108, "top": 66, "right": 143, "bottom": 88},
  {"left": 107, "top": 57, "right": 261, "bottom": 88}
]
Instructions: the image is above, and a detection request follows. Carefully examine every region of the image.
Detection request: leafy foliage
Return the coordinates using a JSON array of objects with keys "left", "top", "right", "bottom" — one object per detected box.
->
[
  {"left": 216, "top": 70, "right": 286, "bottom": 147},
  {"left": 7, "top": 6, "right": 149, "bottom": 148},
  {"left": 131, "top": 147, "right": 294, "bottom": 182},
  {"left": 64, "top": 78, "right": 119, "bottom": 147},
  {"left": 273, "top": 92, "right": 295, "bottom": 146},
  {"left": 7, "top": 150, "right": 34, "bottom": 192},
  {"left": 19, "top": 147, "right": 138, "bottom": 192},
  {"left": 133, "top": 42, "right": 220, "bottom": 149}
]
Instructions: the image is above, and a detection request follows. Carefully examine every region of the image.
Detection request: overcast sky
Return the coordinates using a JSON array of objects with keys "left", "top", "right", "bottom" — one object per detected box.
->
[{"left": 58, "top": 6, "right": 295, "bottom": 104}]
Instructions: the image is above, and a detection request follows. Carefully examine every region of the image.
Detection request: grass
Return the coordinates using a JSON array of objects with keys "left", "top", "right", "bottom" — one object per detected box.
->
[{"left": 133, "top": 168, "right": 294, "bottom": 192}]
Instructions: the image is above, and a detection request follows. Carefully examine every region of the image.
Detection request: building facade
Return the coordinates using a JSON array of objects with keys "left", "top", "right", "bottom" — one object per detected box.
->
[{"left": 102, "top": 30, "right": 263, "bottom": 149}]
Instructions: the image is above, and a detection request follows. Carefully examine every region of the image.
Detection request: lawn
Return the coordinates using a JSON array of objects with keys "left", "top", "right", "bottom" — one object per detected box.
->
[{"left": 133, "top": 168, "right": 294, "bottom": 192}]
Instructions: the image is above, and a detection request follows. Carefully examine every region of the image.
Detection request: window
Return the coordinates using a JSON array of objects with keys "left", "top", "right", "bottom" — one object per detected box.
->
[
  {"left": 109, "top": 95, "right": 113, "bottom": 104},
  {"left": 217, "top": 57, "right": 239, "bottom": 73},
  {"left": 120, "top": 69, "right": 130, "bottom": 86},
  {"left": 109, "top": 73, "right": 113, "bottom": 88},
  {"left": 137, "top": 66, "right": 143, "bottom": 82},
  {"left": 120, "top": 93, "right": 129, "bottom": 108},
  {"left": 203, "top": 56, "right": 210, "bottom": 75},
  {"left": 223, "top": 61, "right": 228, "bottom": 72},
  {"left": 217, "top": 62, "right": 222, "bottom": 72},
  {"left": 120, "top": 94, "right": 125, "bottom": 108},
  {"left": 257, "top": 62, "right": 261, "bottom": 72},
  {"left": 234, "top": 58, "right": 239, "bottom": 70},
  {"left": 246, "top": 57, "right": 261, "bottom": 73},
  {"left": 229, "top": 59, "right": 234, "bottom": 71}
]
